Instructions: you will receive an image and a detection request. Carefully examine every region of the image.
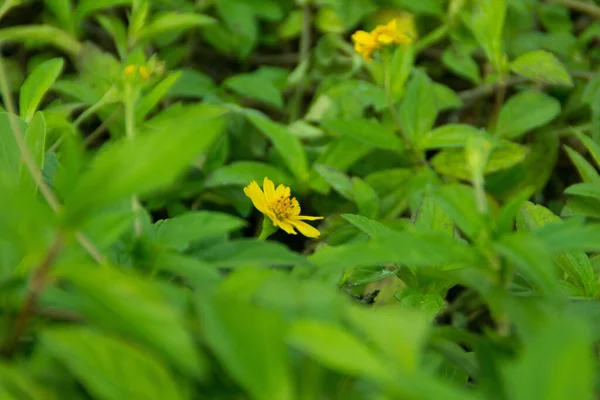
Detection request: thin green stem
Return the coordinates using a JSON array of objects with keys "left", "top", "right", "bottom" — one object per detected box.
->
[
  {"left": 288, "top": 4, "right": 312, "bottom": 122},
  {"left": 73, "top": 87, "right": 116, "bottom": 128},
  {"left": 49, "top": 87, "right": 118, "bottom": 153},
  {"left": 124, "top": 83, "right": 142, "bottom": 237},
  {"left": 473, "top": 175, "right": 488, "bottom": 215},
  {"left": 489, "top": 77, "right": 506, "bottom": 133},
  {"left": 414, "top": 24, "right": 449, "bottom": 54},
  {"left": 2, "top": 235, "right": 62, "bottom": 358}
]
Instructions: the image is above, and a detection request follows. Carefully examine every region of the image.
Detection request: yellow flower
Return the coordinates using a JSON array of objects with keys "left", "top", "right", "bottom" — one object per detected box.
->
[
  {"left": 351, "top": 19, "right": 412, "bottom": 61},
  {"left": 372, "top": 9, "right": 417, "bottom": 40},
  {"left": 123, "top": 64, "right": 150, "bottom": 80},
  {"left": 351, "top": 30, "right": 379, "bottom": 61},
  {"left": 244, "top": 177, "right": 323, "bottom": 238}
]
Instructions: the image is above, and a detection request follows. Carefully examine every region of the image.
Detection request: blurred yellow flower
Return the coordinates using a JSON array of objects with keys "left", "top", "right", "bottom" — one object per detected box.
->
[
  {"left": 124, "top": 64, "right": 150, "bottom": 80},
  {"left": 244, "top": 177, "right": 323, "bottom": 238},
  {"left": 351, "top": 19, "right": 412, "bottom": 61},
  {"left": 372, "top": 9, "right": 417, "bottom": 40}
]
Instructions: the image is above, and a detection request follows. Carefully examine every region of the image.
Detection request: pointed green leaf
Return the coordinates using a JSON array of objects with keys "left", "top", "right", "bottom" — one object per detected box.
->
[{"left": 19, "top": 58, "right": 64, "bottom": 122}]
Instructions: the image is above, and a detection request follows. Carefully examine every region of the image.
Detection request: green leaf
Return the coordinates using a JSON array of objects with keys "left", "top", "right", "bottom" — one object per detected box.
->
[
  {"left": 205, "top": 161, "right": 295, "bottom": 189},
  {"left": 565, "top": 182, "right": 600, "bottom": 200},
  {"left": 563, "top": 145, "right": 600, "bottom": 183},
  {"left": 41, "top": 327, "right": 184, "bottom": 400},
  {"left": 495, "top": 91, "right": 560, "bottom": 139},
  {"left": 572, "top": 129, "right": 600, "bottom": 171},
  {"left": 0, "top": 362, "right": 52, "bottom": 400},
  {"left": 65, "top": 110, "right": 225, "bottom": 223},
  {"left": 503, "top": 316, "right": 593, "bottom": 400},
  {"left": 225, "top": 73, "right": 283, "bottom": 109},
  {"left": 432, "top": 141, "right": 528, "bottom": 180},
  {"left": 310, "top": 230, "right": 479, "bottom": 272},
  {"left": 136, "top": 71, "right": 182, "bottom": 122},
  {"left": 75, "top": 0, "right": 130, "bottom": 19},
  {"left": 510, "top": 50, "right": 573, "bottom": 87},
  {"left": 414, "top": 194, "right": 455, "bottom": 237},
  {"left": 56, "top": 264, "right": 205, "bottom": 376},
  {"left": 18, "top": 112, "right": 46, "bottom": 195},
  {"left": 341, "top": 214, "right": 393, "bottom": 237},
  {"left": 534, "top": 218, "right": 600, "bottom": 253},
  {"left": 44, "top": 0, "right": 75, "bottom": 34},
  {"left": 419, "top": 124, "right": 484, "bottom": 150},
  {"left": 197, "top": 296, "right": 293, "bottom": 400},
  {"left": 96, "top": 15, "right": 128, "bottom": 59},
  {"left": 441, "top": 48, "right": 481, "bottom": 84},
  {"left": 0, "top": 113, "right": 27, "bottom": 185},
  {"left": 374, "top": 230, "right": 480, "bottom": 267},
  {"left": 494, "top": 232, "right": 560, "bottom": 297},
  {"left": 352, "top": 177, "right": 380, "bottom": 219},
  {"left": 167, "top": 68, "right": 217, "bottom": 99},
  {"left": 242, "top": 109, "right": 309, "bottom": 181},
  {"left": 322, "top": 118, "right": 404, "bottom": 151},
  {"left": 214, "top": 0, "right": 258, "bottom": 57},
  {"left": 154, "top": 211, "right": 246, "bottom": 251},
  {"left": 314, "top": 164, "right": 353, "bottom": 200},
  {"left": 19, "top": 58, "right": 64, "bottom": 122},
  {"left": 0, "top": 25, "right": 81, "bottom": 57},
  {"left": 134, "top": 12, "right": 216, "bottom": 44},
  {"left": 197, "top": 239, "right": 310, "bottom": 268},
  {"left": 154, "top": 252, "right": 221, "bottom": 291},
  {"left": 562, "top": 196, "right": 600, "bottom": 219},
  {"left": 470, "top": 0, "right": 506, "bottom": 71},
  {"left": 345, "top": 304, "right": 429, "bottom": 373},
  {"left": 517, "top": 202, "right": 596, "bottom": 296},
  {"left": 434, "top": 83, "right": 463, "bottom": 111},
  {"left": 288, "top": 320, "right": 391, "bottom": 381},
  {"left": 399, "top": 70, "right": 438, "bottom": 143}
]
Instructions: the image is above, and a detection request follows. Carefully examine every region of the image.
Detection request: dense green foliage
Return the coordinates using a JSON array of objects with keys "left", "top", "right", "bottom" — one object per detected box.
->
[{"left": 1, "top": 0, "right": 600, "bottom": 398}]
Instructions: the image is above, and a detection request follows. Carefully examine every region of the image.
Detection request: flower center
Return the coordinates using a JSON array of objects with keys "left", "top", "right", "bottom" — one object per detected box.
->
[{"left": 272, "top": 195, "right": 293, "bottom": 220}]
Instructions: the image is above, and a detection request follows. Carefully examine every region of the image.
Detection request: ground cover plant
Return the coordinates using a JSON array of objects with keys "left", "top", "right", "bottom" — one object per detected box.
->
[{"left": 1, "top": 0, "right": 600, "bottom": 398}]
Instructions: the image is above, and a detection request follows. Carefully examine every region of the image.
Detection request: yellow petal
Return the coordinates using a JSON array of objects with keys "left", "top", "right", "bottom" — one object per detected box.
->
[
  {"left": 274, "top": 184, "right": 290, "bottom": 199},
  {"left": 243, "top": 181, "right": 269, "bottom": 215},
  {"left": 293, "top": 215, "right": 324, "bottom": 221},
  {"left": 277, "top": 220, "right": 297, "bottom": 235},
  {"left": 263, "top": 177, "right": 276, "bottom": 203},
  {"left": 385, "top": 19, "right": 397, "bottom": 32},
  {"left": 290, "top": 198, "right": 301, "bottom": 216},
  {"left": 351, "top": 30, "right": 374, "bottom": 45},
  {"left": 288, "top": 219, "right": 321, "bottom": 238}
]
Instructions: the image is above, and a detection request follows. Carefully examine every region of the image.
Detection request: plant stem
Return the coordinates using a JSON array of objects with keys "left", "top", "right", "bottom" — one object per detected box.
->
[
  {"left": 257, "top": 217, "right": 278, "bottom": 240},
  {"left": 289, "top": 4, "right": 312, "bottom": 122},
  {"left": 73, "top": 87, "right": 116, "bottom": 128},
  {"left": 547, "top": 0, "right": 600, "bottom": 17},
  {"left": 414, "top": 24, "right": 449, "bottom": 54},
  {"left": 473, "top": 175, "right": 488, "bottom": 214},
  {"left": 48, "top": 87, "right": 118, "bottom": 152},
  {"left": 489, "top": 77, "right": 506, "bottom": 132},
  {"left": 124, "top": 83, "right": 142, "bottom": 237},
  {"left": 2, "top": 236, "right": 62, "bottom": 358},
  {"left": 83, "top": 107, "right": 122, "bottom": 147},
  {"left": 0, "top": 53, "right": 105, "bottom": 264}
]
